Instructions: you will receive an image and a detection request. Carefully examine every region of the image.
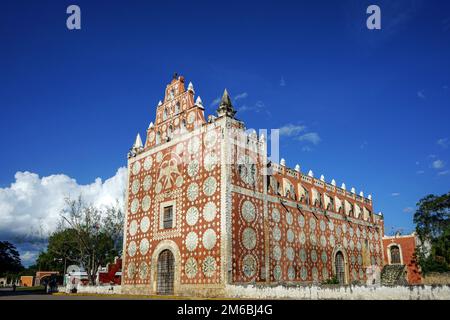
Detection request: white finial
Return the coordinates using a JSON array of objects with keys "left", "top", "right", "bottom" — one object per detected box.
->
[
  {"left": 133, "top": 133, "right": 143, "bottom": 149},
  {"left": 157, "top": 100, "right": 162, "bottom": 107},
  {"left": 359, "top": 191, "right": 364, "bottom": 197},
  {"left": 249, "top": 129, "right": 257, "bottom": 139},
  {"left": 368, "top": 194, "right": 372, "bottom": 200},
  {"left": 320, "top": 174, "right": 325, "bottom": 181},
  {"left": 148, "top": 121, "right": 154, "bottom": 129},
  {"left": 341, "top": 183, "right": 346, "bottom": 190},
  {"left": 295, "top": 164, "right": 300, "bottom": 172},
  {"left": 280, "top": 158, "right": 286, "bottom": 166},
  {"left": 308, "top": 170, "right": 314, "bottom": 177},
  {"left": 331, "top": 179, "right": 336, "bottom": 186},
  {"left": 351, "top": 187, "right": 356, "bottom": 194},
  {"left": 188, "top": 81, "right": 195, "bottom": 93},
  {"left": 195, "top": 96, "right": 204, "bottom": 109}
]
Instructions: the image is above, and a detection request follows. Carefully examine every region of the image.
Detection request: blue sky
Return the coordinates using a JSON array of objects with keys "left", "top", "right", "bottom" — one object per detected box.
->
[{"left": 1, "top": 0, "right": 449, "bottom": 265}]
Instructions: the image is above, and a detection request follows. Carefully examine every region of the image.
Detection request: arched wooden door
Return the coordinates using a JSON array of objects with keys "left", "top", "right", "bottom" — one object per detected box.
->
[
  {"left": 390, "top": 245, "right": 401, "bottom": 264},
  {"left": 335, "top": 251, "right": 346, "bottom": 285},
  {"left": 157, "top": 250, "right": 175, "bottom": 295}
]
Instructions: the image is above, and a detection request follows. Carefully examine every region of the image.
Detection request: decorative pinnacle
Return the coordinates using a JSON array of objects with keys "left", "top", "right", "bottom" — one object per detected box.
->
[
  {"left": 195, "top": 96, "right": 204, "bottom": 108},
  {"left": 133, "top": 133, "right": 143, "bottom": 149},
  {"left": 216, "top": 89, "right": 237, "bottom": 118},
  {"left": 188, "top": 81, "right": 194, "bottom": 93}
]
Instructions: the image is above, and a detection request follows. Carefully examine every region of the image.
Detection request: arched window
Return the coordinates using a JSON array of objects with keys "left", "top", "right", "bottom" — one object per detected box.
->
[
  {"left": 390, "top": 245, "right": 401, "bottom": 264},
  {"left": 156, "top": 131, "right": 161, "bottom": 144},
  {"left": 335, "top": 251, "right": 346, "bottom": 284},
  {"left": 175, "top": 102, "right": 180, "bottom": 114},
  {"left": 163, "top": 108, "right": 168, "bottom": 121}
]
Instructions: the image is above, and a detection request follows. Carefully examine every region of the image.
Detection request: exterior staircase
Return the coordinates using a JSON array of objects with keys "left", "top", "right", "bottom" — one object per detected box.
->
[{"left": 381, "top": 264, "right": 408, "bottom": 286}]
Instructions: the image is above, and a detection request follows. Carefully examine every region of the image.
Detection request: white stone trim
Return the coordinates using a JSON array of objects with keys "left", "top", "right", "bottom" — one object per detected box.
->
[
  {"left": 386, "top": 243, "right": 404, "bottom": 265},
  {"left": 150, "top": 240, "right": 181, "bottom": 295},
  {"left": 158, "top": 200, "right": 176, "bottom": 230}
]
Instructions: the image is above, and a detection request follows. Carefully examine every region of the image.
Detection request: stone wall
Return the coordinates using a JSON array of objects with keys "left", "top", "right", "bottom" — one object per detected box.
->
[
  {"left": 58, "top": 284, "right": 122, "bottom": 295},
  {"left": 225, "top": 284, "right": 450, "bottom": 300}
]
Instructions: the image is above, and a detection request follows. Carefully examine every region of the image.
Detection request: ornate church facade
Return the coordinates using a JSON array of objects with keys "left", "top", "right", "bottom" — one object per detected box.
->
[{"left": 121, "top": 75, "right": 385, "bottom": 296}]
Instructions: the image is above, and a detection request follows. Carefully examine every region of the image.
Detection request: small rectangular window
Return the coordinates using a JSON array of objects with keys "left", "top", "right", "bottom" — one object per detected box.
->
[{"left": 163, "top": 206, "right": 173, "bottom": 229}]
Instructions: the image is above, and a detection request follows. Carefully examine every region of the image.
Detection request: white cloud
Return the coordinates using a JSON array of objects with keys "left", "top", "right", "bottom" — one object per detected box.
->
[
  {"left": 238, "top": 101, "right": 271, "bottom": 116},
  {"left": 391, "top": 192, "right": 400, "bottom": 197},
  {"left": 417, "top": 90, "right": 426, "bottom": 99},
  {"left": 278, "top": 124, "right": 306, "bottom": 137},
  {"left": 210, "top": 97, "right": 221, "bottom": 107},
  {"left": 432, "top": 159, "right": 445, "bottom": 169},
  {"left": 438, "top": 170, "right": 450, "bottom": 176},
  {"left": 0, "top": 167, "right": 127, "bottom": 242},
  {"left": 296, "top": 132, "right": 321, "bottom": 145},
  {"left": 20, "top": 251, "right": 38, "bottom": 265},
  {"left": 302, "top": 146, "right": 312, "bottom": 152},
  {"left": 403, "top": 207, "right": 414, "bottom": 213},
  {"left": 234, "top": 92, "right": 248, "bottom": 101},
  {"left": 437, "top": 138, "right": 449, "bottom": 149}
]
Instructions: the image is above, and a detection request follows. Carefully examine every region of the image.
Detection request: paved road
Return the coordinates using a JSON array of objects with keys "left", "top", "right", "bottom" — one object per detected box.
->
[{"left": 0, "top": 287, "right": 149, "bottom": 300}]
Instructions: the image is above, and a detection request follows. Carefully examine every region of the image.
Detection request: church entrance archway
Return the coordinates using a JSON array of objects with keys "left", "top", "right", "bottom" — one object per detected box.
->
[{"left": 157, "top": 249, "right": 175, "bottom": 295}]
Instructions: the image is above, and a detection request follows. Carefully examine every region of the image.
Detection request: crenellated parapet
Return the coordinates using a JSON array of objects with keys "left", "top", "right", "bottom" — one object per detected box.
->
[{"left": 267, "top": 160, "right": 381, "bottom": 225}]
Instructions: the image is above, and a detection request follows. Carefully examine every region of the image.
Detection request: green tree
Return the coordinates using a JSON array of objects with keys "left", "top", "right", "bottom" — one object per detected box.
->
[
  {"left": 413, "top": 192, "right": 450, "bottom": 274},
  {"left": 0, "top": 241, "right": 23, "bottom": 276},
  {"left": 35, "top": 228, "right": 80, "bottom": 273},
  {"left": 59, "top": 196, "right": 123, "bottom": 285}
]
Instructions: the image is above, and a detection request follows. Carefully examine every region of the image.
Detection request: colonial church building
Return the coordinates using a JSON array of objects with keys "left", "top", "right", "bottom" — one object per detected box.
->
[{"left": 121, "top": 75, "right": 385, "bottom": 296}]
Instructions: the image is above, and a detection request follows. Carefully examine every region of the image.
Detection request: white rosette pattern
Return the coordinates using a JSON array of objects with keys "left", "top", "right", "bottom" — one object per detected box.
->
[
  {"left": 203, "top": 177, "right": 217, "bottom": 197},
  {"left": 130, "top": 199, "right": 139, "bottom": 214},
  {"left": 128, "top": 241, "right": 137, "bottom": 257},
  {"left": 242, "top": 227, "right": 257, "bottom": 250},
  {"left": 242, "top": 201, "right": 256, "bottom": 223},
  {"left": 202, "top": 229, "right": 217, "bottom": 250},
  {"left": 139, "top": 238, "right": 149, "bottom": 255},
  {"left": 187, "top": 183, "right": 199, "bottom": 202},
  {"left": 143, "top": 175, "right": 152, "bottom": 191},
  {"left": 140, "top": 216, "right": 150, "bottom": 233},
  {"left": 203, "top": 202, "right": 217, "bottom": 222},
  {"left": 129, "top": 220, "right": 138, "bottom": 236},
  {"left": 131, "top": 179, "right": 140, "bottom": 195},
  {"left": 202, "top": 256, "right": 216, "bottom": 277},
  {"left": 186, "top": 206, "right": 199, "bottom": 226},
  {"left": 142, "top": 195, "right": 151, "bottom": 212},
  {"left": 185, "top": 232, "right": 198, "bottom": 252},
  {"left": 185, "top": 257, "right": 198, "bottom": 279},
  {"left": 242, "top": 254, "right": 257, "bottom": 278}
]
